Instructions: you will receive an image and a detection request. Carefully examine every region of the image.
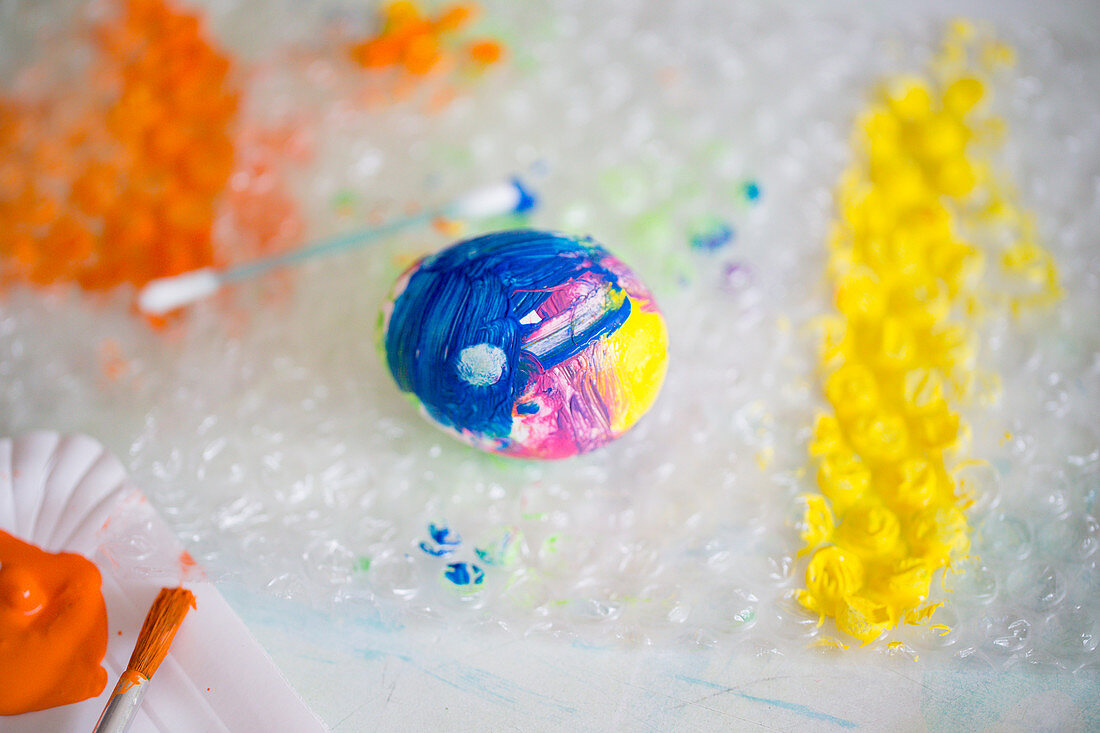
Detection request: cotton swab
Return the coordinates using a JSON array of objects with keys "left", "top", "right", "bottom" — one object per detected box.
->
[
  {"left": 93, "top": 587, "right": 196, "bottom": 733},
  {"left": 137, "top": 177, "right": 538, "bottom": 315}
]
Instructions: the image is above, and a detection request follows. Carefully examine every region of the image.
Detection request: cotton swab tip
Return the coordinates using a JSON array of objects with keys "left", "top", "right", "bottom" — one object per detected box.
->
[
  {"left": 137, "top": 269, "right": 221, "bottom": 314},
  {"left": 447, "top": 177, "right": 538, "bottom": 220}
]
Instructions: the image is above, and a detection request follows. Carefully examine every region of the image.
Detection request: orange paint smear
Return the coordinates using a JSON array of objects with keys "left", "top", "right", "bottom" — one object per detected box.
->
[
  {"left": 0, "top": 529, "right": 109, "bottom": 715},
  {"left": 177, "top": 549, "right": 205, "bottom": 581},
  {"left": 116, "top": 669, "right": 148, "bottom": 694},
  {"left": 219, "top": 123, "right": 308, "bottom": 278},
  {"left": 179, "top": 550, "right": 197, "bottom": 570}
]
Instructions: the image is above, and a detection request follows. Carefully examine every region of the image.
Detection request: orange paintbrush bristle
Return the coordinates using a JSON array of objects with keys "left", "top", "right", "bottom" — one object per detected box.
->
[
  {"left": 126, "top": 587, "right": 196, "bottom": 680},
  {"left": 94, "top": 587, "right": 197, "bottom": 733}
]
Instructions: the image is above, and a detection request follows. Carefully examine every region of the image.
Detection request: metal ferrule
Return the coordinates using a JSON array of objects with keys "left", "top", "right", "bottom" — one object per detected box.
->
[{"left": 93, "top": 674, "right": 149, "bottom": 733}]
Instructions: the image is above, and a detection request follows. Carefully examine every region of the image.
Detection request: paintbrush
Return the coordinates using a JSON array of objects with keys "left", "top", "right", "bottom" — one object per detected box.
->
[
  {"left": 137, "top": 176, "right": 538, "bottom": 315},
  {"left": 93, "top": 587, "right": 196, "bottom": 733}
]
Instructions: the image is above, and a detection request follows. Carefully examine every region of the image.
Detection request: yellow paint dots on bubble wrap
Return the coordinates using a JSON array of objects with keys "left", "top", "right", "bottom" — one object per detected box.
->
[{"left": 795, "top": 22, "right": 1060, "bottom": 645}]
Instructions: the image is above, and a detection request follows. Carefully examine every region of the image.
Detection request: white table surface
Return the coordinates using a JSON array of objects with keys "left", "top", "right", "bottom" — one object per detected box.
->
[{"left": 221, "top": 584, "right": 1099, "bottom": 732}]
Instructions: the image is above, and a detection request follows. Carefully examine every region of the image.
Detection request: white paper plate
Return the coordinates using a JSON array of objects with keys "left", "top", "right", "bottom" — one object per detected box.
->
[{"left": 0, "top": 431, "right": 327, "bottom": 733}]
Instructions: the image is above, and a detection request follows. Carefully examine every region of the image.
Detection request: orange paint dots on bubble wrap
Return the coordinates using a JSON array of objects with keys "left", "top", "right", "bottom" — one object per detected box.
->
[
  {"left": 795, "top": 22, "right": 1060, "bottom": 646},
  {"left": 0, "top": 529, "right": 109, "bottom": 715},
  {"left": 349, "top": 2, "right": 505, "bottom": 78},
  {"left": 0, "top": 0, "right": 239, "bottom": 294}
]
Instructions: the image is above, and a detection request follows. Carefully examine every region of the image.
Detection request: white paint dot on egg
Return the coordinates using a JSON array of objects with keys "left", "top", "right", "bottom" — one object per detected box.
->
[{"left": 456, "top": 343, "right": 508, "bottom": 387}]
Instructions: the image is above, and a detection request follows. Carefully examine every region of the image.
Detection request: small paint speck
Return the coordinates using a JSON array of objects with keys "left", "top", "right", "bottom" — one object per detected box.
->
[
  {"left": 443, "top": 562, "right": 484, "bottom": 586},
  {"left": 743, "top": 180, "right": 762, "bottom": 202},
  {"left": 179, "top": 550, "right": 200, "bottom": 579},
  {"left": 355, "top": 556, "right": 372, "bottom": 572},
  {"left": 332, "top": 190, "right": 356, "bottom": 211},
  {"left": 475, "top": 527, "right": 523, "bottom": 566},
  {"left": 689, "top": 217, "right": 734, "bottom": 252},
  {"left": 722, "top": 262, "right": 752, "bottom": 290},
  {"left": 540, "top": 533, "right": 562, "bottom": 556},
  {"left": 420, "top": 523, "right": 462, "bottom": 556}
]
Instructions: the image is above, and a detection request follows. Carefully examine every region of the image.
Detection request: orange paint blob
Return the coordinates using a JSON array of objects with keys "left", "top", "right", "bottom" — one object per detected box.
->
[
  {"left": 0, "top": 529, "right": 109, "bottom": 715},
  {"left": 467, "top": 39, "right": 503, "bottom": 65}
]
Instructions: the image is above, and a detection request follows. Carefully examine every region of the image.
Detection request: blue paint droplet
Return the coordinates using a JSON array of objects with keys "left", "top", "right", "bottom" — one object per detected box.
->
[
  {"left": 444, "top": 562, "right": 484, "bottom": 586},
  {"left": 420, "top": 523, "right": 462, "bottom": 556},
  {"left": 744, "top": 180, "right": 762, "bottom": 202},
  {"left": 511, "top": 177, "right": 538, "bottom": 214},
  {"left": 430, "top": 523, "right": 460, "bottom": 545},
  {"left": 516, "top": 402, "right": 539, "bottom": 415}
]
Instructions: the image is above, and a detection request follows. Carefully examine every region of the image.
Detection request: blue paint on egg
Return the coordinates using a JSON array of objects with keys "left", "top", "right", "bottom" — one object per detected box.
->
[{"left": 381, "top": 230, "right": 668, "bottom": 459}]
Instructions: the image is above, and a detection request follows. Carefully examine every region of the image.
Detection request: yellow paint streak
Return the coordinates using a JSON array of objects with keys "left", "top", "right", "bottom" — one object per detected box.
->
[{"left": 604, "top": 303, "right": 669, "bottom": 435}]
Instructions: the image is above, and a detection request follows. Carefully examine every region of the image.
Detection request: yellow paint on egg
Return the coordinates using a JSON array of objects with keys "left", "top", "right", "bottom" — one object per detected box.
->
[{"left": 605, "top": 304, "right": 669, "bottom": 435}]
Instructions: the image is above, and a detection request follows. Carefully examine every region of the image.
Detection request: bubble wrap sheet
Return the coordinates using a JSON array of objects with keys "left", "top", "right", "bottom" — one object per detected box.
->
[{"left": 1, "top": 0, "right": 1098, "bottom": 672}]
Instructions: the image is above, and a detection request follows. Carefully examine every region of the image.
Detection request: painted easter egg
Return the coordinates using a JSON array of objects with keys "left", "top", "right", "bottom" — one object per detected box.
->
[{"left": 382, "top": 230, "right": 669, "bottom": 459}]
